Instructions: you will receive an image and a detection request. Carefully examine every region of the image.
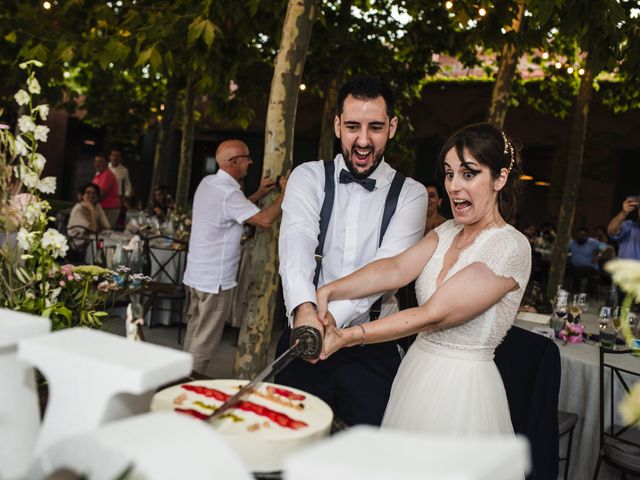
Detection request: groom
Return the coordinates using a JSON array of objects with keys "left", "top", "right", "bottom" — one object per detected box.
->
[{"left": 275, "top": 76, "right": 427, "bottom": 426}]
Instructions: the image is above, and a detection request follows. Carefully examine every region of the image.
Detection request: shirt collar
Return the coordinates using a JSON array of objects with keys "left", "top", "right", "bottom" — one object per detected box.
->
[
  {"left": 216, "top": 169, "right": 241, "bottom": 188},
  {"left": 335, "top": 154, "right": 391, "bottom": 190}
]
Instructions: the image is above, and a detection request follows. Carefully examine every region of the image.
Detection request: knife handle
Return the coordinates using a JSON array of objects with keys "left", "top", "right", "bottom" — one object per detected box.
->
[{"left": 290, "top": 326, "right": 323, "bottom": 359}]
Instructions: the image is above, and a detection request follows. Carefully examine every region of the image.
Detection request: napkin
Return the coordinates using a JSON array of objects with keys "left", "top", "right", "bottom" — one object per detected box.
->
[{"left": 516, "top": 311, "right": 551, "bottom": 325}]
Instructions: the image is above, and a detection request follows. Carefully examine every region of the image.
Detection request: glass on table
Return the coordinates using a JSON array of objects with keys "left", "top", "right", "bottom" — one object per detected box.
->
[{"left": 598, "top": 306, "right": 617, "bottom": 349}]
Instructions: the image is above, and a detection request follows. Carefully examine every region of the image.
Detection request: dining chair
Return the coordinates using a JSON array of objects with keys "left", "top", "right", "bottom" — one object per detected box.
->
[
  {"left": 592, "top": 346, "right": 640, "bottom": 480},
  {"left": 558, "top": 410, "right": 579, "bottom": 480},
  {"left": 494, "top": 326, "right": 561, "bottom": 480},
  {"left": 140, "top": 235, "right": 188, "bottom": 343},
  {"left": 65, "top": 225, "right": 97, "bottom": 265}
]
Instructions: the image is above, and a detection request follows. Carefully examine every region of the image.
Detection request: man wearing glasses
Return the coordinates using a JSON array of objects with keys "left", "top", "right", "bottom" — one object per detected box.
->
[{"left": 183, "top": 139, "right": 287, "bottom": 375}]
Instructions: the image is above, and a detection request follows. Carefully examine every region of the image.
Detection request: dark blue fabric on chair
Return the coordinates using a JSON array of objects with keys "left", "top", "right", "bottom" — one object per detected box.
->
[{"left": 494, "top": 326, "right": 561, "bottom": 480}]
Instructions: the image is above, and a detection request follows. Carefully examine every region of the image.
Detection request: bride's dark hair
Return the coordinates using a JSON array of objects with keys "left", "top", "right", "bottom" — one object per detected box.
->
[{"left": 438, "top": 122, "right": 523, "bottom": 223}]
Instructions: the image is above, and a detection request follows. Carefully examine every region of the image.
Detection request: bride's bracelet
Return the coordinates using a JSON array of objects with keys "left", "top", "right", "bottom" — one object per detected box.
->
[{"left": 357, "top": 324, "right": 366, "bottom": 346}]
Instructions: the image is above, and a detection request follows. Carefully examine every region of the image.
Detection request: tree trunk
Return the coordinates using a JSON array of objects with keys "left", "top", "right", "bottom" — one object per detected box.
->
[
  {"left": 233, "top": 0, "right": 318, "bottom": 379},
  {"left": 175, "top": 75, "right": 196, "bottom": 209},
  {"left": 317, "top": 75, "right": 340, "bottom": 161},
  {"left": 486, "top": 0, "right": 525, "bottom": 128},
  {"left": 546, "top": 57, "right": 597, "bottom": 299},
  {"left": 148, "top": 81, "right": 179, "bottom": 206},
  {"left": 316, "top": 0, "right": 352, "bottom": 161}
]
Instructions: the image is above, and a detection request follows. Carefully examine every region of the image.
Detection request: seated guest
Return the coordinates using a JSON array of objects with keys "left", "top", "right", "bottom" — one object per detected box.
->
[
  {"left": 568, "top": 226, "right": 609, "bottom": 293},
  {"left": 149, "top": 185, "right": 172, "bottom": 222},
  {"left": 67, "top": 183, "right": 110, "bottom": 246}
]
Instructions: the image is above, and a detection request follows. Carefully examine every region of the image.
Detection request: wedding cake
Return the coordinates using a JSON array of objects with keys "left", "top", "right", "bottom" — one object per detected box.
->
[{"left": 151, "top": 379, "right": 333, "bottom": 472}]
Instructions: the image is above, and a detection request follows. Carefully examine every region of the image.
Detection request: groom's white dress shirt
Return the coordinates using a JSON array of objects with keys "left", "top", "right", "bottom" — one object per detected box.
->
[{"left": 279, "top": 154, "right": 427, "bottom": 329}]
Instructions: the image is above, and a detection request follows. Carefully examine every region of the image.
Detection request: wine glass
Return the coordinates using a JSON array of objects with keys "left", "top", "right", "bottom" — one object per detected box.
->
[
  {"left": 575, "top": 292, "right": 589, "bottom": 313},
  {"left": 611, "top": 307, "right": 622, "bottom": 349},
  {"left": 551, "top": 291, "right": 569, "bottom": 335},
  {"left": 598, "top": 306, "right": 616, "bottom": 348}
]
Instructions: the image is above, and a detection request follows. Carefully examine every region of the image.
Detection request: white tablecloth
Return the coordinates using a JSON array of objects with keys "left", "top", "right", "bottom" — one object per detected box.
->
[{"left": 515, "top": 314, "right": 640, "bottom": 480}]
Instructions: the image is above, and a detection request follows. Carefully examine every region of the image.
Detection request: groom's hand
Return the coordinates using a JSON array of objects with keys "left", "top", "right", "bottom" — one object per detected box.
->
[{"left": 293, "top": 302, "right": 325, "bottom": 364}]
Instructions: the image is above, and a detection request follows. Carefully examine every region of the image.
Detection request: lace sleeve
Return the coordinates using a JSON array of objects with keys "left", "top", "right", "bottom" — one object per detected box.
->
[{"left": 476, "top": 228, "right": 532, "bottom": 291}]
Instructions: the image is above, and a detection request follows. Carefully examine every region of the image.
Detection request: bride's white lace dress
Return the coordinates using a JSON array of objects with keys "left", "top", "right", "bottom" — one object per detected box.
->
[{"left": 382, "top": 220, "right": 531, "bottom": 434}]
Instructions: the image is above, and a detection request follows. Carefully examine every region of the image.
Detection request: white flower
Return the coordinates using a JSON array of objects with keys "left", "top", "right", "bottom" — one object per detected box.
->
[
  {"left": 27, "top": 77, "right": 41, "bottom": 95},
  {"left": 17, "top": 228, "right": 36, "bottom": 251},
  {"left": 620, "top": 382, "right": 640, "bottom": 425},
  {"left": 14, "top": 136, "right": 28, "bottom": 156},
  {"left": 19, "top": 60, "right": 43, "bottom": 69},
  {"left": 605, "top": 259, "right": 640, "bottom": 301},
  {"left": 18, "top": 115, "right": 36, "bottom": 133},
  {"left": 34, "top": 125, "right": 49, "bottom": 142},
  {"left": 23, "top": 201, "right": 44, "bottom": 225},
  {"left": 41, "top": 228, "right": 68, "bottom": 259},
  {"left": 18, "top": 168, "right": 40, "bottom": 189},
  {"left": 37, "top": 177, "right": 56, "bottom": 194},
  {"left": 14, "top": 89, "right": 30, "bottom": 106},
  {"left": 32, "top": 153, "right": 46, "bottom": 172},
  {"left": 37, "top": 104, "right": 49, "bottom": 121}
]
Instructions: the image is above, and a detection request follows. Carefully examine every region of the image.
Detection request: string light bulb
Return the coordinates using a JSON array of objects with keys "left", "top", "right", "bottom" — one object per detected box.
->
[
  {"left": 299, "top": 83, "right": 307, "bottom": 91},
  {"left": 542, "top": 52, "right": 549, "bottom": 59},
  {"left": 567, "top": 67, "right": 574, "bottom": 74},
  {"left": 555, "top": 62, "right": 562, "bottom": 69},
  {"left": 578, "top": 68, "right": 585, "bottom": 76},
  {"left": 478, "top": 7, "right": 486, "bottom": 16},
  {"left": 43, "top": 1, "right": 51, "bottom": 8},
  {"left": 445, "top": 1, "right": 453, "bottom": 9}
]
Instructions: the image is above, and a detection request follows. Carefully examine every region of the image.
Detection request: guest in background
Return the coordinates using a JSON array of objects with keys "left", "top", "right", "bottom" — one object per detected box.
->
[
  {"left": 66, "top": 182, "right": 110, "bottom": 262},
  {"left": 109, "top": 148, "right": 133, "bottom": 201},
  {"left": 567, "top": 226, "right": 610, "bottom": 294},
  {"left": 149, "top": 185, "right": 172, "bottom": 222},
  {"left": 92, "top": 153, "right": 120, "bottom": 226},
  {"left": 424, "top": 181, "right": 446, "bottom": 233},
  {"left": 68, "top": 183, "right": 111, "bottom": 234},
  {"left": 608, "top": 196, "right": 640, "bottom": 260},
  {"left": 182, "top": 139, "right": 286, "bottom": 375},
  {"left": 108, "top": 148, "right": 133, "bottom": 226}
]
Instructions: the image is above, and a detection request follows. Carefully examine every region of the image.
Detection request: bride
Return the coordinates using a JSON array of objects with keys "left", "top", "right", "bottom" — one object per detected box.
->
[{"left": 316, "top": 123, "right": 531, "bottom": 435}]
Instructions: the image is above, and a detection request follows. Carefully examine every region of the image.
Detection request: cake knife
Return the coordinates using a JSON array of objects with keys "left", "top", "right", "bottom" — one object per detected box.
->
[{"left": 207, "top": 325, "right": 322, "bottom": 421}]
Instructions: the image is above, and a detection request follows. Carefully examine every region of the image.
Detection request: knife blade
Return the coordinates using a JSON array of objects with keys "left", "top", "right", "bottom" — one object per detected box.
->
[{"left": 206, "top": 325, "right": 322, "bottom": 421}]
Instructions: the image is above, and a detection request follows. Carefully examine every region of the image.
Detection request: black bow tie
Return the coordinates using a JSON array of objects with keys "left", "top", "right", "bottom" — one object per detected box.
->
[{"left": 339, "top": 169, "right": 376, "bottom": 191}]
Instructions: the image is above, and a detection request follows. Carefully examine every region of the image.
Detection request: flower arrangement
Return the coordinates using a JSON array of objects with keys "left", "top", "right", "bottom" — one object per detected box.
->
[
  {"left": 558, "top": 320, "right": 585, "bottom": 344},
  {"left": 604, "top": 259, "right": 640, "bottom": 429},
  {"left": 0, "top": 61, "right": 150, "bottom": 330}
]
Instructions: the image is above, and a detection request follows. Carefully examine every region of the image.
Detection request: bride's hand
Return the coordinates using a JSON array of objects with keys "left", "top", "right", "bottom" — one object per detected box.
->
[
  {"left": 318, "top": 312, "right": 347, "bottom": 360},
  {"left": 316, "top": 284, "right": 332, "bottom": 323}
]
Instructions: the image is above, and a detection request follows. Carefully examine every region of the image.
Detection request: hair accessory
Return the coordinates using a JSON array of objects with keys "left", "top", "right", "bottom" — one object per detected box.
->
[{"left": 501, "top": 131, "right": 515, "bottom": 173}]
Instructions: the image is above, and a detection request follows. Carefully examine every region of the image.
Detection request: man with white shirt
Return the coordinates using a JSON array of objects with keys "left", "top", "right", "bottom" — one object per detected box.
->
[
  {"left": 108, "top": 148, "right": 133, "bottom": 211},
  {"left": 183, "top": 139, "right": 286, "bottom": 374},
  {"left": 276, "top": 77, "right": 427, "bottom": 426}
]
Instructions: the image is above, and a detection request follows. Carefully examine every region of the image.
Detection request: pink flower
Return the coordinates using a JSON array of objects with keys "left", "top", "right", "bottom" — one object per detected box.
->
[
  {"left": 67, "top": 274, "right": 74, "bottom": 281},
  {"left": 61, "top": 264, "right": 74, "bottom": 275},
  {"left": 59, "top": 280, "right": 65, "bottom": 287}
]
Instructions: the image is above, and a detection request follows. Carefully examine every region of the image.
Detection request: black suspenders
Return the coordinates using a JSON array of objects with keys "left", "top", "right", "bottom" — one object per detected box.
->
[{"left": 313, "top": 160, "right": 406, "bottom": 320}]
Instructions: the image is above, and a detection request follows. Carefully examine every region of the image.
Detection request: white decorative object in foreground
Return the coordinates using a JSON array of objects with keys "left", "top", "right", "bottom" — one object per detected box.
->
[
  {"left": 151, "top": 379, "right": 333, "bottom": 473},
  {"left": 283, "top": 426, "right": 530, "bottom": 480},
  {"left": 30, "top": 412, "right": 252, "bottom": 480},
  {"left": 0, "top": 309, "right": 50, "bottom": 480},
  {"left": 19, "top": 328, "right": 192, "bottom": 454}
]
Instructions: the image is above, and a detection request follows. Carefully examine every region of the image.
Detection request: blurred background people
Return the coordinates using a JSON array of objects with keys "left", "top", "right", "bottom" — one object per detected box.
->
[
  {"left": 92, "top": 153, "right": 120, "bottom": 226},
  {"left": 424, "top": 181, "right": 446, "bottom": 233},
  {"left": 607, "top": 196, "right": 640, "bottom": 261}
]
